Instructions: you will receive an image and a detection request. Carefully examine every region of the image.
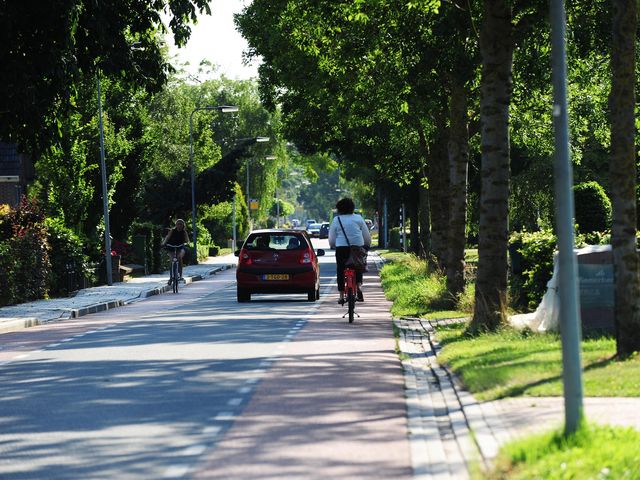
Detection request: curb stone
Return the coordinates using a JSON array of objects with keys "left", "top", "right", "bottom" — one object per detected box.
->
[
  {"left": 68, "top": 265, "right": 230, "bottom": 318},
  {"left": 0, "top": 264, "right": 234, "bottom": 334},
  {"left": 394, "top": 316, "right": 505, "bottom": 479}
]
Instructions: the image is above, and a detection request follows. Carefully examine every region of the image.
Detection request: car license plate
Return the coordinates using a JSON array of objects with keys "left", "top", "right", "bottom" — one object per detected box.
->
[{"left": 263, "top": 274, "right": 290, "bottom": 281}]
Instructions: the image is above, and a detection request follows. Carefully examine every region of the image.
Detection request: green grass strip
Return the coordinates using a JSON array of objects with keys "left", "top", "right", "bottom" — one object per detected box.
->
[
  {"left": 436, "top": 324, "right": 640, "bottom": 400},
  {"left": 483, "top": 422, "right": 640, "bottom": 479}
]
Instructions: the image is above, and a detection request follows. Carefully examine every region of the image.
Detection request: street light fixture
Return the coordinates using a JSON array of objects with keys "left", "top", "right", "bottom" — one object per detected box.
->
[{"left": 189, "top": 105, "right": 239, "bottom": 264}]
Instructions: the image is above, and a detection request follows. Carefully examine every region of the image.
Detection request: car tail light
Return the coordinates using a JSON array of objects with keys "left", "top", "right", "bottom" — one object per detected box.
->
[
  {"left": 239, "top": 249, "right": 253, "bottom": 265},
  {"left": 299, "top": 248, "right": 313, "bottom": 264}
]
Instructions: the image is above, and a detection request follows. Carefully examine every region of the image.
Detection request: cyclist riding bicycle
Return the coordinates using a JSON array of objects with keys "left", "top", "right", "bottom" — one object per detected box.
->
[
  {"left": 329, "top": 197, "right": 371, "bottom": 305},
  {"left": 161, "top": 219, "right": 190, "bottom": 284}
]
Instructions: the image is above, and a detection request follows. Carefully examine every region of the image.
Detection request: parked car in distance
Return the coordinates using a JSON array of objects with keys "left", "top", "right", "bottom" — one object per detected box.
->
[
  {"left": 307, "top": 223, "right": 322, "bottom": 238},
  {"left": 235, "top": 229, "right": 325, "bottom": 302},
  {"left": 319, "top": 222, "right": 330, "bottom": 239},
  {"left": 306, "top": 219, "right": 316, "bottom": 227}
]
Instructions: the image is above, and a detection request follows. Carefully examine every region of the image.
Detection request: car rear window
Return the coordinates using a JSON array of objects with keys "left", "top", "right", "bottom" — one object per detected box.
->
[{"left": 245, "top": 233, "right": 307, "bottom": 251}]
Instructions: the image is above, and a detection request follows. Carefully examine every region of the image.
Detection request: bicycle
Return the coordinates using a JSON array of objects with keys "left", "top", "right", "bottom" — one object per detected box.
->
[
  {"left": 164, "top": 243, "right": 185, "bottom": 293},
  {"left": 341, "top": 265, "right": 359, "bottom": 323}
]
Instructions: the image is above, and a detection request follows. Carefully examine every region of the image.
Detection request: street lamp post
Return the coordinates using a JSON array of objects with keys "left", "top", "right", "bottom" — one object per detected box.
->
[
  {"left": 189, "top": 105, "right": 239, "bottom": 264},
  {"left": 231, "top": 137, "right": 270, "bottom": 247}
]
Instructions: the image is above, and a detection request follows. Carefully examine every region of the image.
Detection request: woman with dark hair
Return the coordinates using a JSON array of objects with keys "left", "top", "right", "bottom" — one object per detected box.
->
[
  {"left": 161, "top": 219, "right": 190, "bottom": 283},
  {"left": 329, "top": 197, "right": 371, "bottom": 304}
]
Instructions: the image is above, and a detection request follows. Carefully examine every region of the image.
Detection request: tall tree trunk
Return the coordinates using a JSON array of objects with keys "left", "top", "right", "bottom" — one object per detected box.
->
[
  {"left": 471, "top": 0, "right": 513, "bottom": 332},
  {"left": 446, "top": 79, "right": 470, "bottom": 299},
  {"left": 425, "top": 120, "right": 450, "bottom": 269},
  {"left": 418, "top": 175, "right": 431, "bottom": 258},
  {"left": 376, "top": 186, "right": 385, "bottom": 249},
  {"left": 409, "top": 175, "right": 421, "bottom": 255},
  {"left": 610, "top": 0, "right": 640, "bottom": 356}
]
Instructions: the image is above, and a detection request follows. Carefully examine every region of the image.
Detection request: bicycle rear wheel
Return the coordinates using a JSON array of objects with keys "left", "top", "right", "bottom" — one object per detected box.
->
[
  {"left": 347, "top": 291, "right": 355, "bottom": 323},
  {"left": 172, "top": 261, "right": 179, "bottom": 293}
]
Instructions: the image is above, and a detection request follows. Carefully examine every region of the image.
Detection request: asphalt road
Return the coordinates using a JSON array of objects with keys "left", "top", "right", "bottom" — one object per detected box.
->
[{"left": 0, "top": 239, "right": 410, "bottom": 479}]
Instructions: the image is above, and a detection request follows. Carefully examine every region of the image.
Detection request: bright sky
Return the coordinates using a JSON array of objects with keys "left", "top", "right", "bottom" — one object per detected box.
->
[{"left": 166, "top": 0, "right": 260, "bottom": 81}]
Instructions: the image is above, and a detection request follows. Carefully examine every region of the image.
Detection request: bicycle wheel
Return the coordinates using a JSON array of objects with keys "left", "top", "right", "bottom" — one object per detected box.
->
[
  {"left": 347, "top": 290, "right": 355, "bottom": 323},
  {"left": 172, "top": 261, "right": 179, "bottom": 293}
]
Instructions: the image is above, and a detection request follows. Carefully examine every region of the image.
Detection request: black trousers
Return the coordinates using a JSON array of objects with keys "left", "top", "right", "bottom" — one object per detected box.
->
[{"left": 335, "top": 246, "right": 363, "bottom": 292}]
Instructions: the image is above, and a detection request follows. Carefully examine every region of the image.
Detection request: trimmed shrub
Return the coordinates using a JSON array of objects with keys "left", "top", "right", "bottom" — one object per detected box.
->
[
  {"left": 509, "top": 230, "right": 557, "bottom": 310},
  {"left": 45, "top": 218, "right": 89, "bottom": 296},
  {"left": 130, "top": 221, "right": 163, "bottom": 274},
  {"left": 573, "top": 181, "right": 612, "bottom": 234},
  {"left": 0, "top": 198, "right": 50, "bottom": 306},
  {"left": 509, "top": 228, "right": 612, "bottom": 311},
  {"left": 200, "top": 201, "right": 234, "bottom": 246}
]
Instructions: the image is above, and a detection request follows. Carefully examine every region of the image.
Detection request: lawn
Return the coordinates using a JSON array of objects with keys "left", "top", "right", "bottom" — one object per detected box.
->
[
  {"left": 379, "top": 252, "right": 472, "bottom": 318},
  {"left": 435, "top": 323, "right": 640, "bottom": 400},
  {"left": 379, "top": 250, "right": 640, "bottom": 479},
  {"left": 482, "top": 423, "right": 640, "bottom": 480}
]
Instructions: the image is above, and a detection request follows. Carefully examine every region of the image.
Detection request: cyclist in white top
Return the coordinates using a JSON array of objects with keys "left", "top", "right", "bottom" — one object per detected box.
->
[{"left": 329, "top": 197, "right": 371, "bottom": 304}]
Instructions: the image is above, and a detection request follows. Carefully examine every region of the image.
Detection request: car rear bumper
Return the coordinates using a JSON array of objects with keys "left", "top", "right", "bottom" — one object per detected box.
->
[{"left": 236, "top": 269, "right": 317, "bottom": 293}]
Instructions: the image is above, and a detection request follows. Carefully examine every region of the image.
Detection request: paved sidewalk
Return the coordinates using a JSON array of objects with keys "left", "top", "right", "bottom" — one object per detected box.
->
[
  {"left": 0, "top": 254, "right": 237, "bottom": 334},
  {"left": 394, "top": 316, "right": 640, "bottom": 479}
]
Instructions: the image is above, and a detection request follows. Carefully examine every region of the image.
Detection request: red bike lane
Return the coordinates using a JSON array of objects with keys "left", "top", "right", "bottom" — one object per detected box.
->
[{"left": 193, "top": 268, "right": 412, "bottom": 480}]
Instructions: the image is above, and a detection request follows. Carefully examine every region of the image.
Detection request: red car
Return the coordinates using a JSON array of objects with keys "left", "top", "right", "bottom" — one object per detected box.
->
[{"left": 235, "top": 229, "right": 325, "bottom": 302}]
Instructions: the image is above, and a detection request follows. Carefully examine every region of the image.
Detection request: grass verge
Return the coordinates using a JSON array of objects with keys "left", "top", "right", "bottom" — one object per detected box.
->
[
  {"left": 436, "top": 323, "right": 640, "bottom": 400},
  {"left": 379, "top": 252, "right": 472, "bottom": 318},
  {"left": 482, "top": 422, "right": 640, "bottom": 479}
]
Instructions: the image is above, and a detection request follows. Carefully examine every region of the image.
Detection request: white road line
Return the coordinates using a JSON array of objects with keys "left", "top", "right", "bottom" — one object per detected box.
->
[
  {"left": 202, "top": 425, "right": 222, "bottom": 436},
  {"left": 246, "top": 377, "right": 260, "bottom": 384},
  {"left": 227, "top": 397, "right": 242, "bottom": 407},
  {"left": 47, "top": 343, "right": 61, "bottom": 348},
  {"left": 14, "top": 354, "right": 29, "bottom": 360},
  {"left": 214, "top": 412, "right": 235, "bottom": 421},
  {"left": 61, "top": 338, "right": 73, "bottom": 342},
  {"left": 182, "top": 444, "right": 206, "bottom": 456},
  {"left": 238, "top": 386, "right": 251, "bottom": 394},
  {"left": 163, "top": 465, "right": 189, "bottom": 478}
]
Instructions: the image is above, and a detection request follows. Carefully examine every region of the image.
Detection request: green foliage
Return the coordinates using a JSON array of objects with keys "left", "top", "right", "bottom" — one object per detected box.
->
[
  {"left": 509, "top": 230, "right": 557, "bottom": 311},
  {"left": 388, "top": 227, "right": 410, "bottom": 251},
  {"left": 0, "top": 198, "right": 51, "bottom": 306},
  {"left": 509, "top": 228, "right": 615, "bottom": 311},
  {"left": 269, "top": 198, "right": 295, "bottom": 219},
  {"left": 195, "top": 222, "right": 212, "bottom": 247},
  {"left": 380, "top": 253, "right": 470, "bottom": 317},
  {"left": 487, "top": 423, "right": 640, "bottom": 480},
  {"left": 573, "top": 181, "right": 612, "bottom": 234},
  {"left": 45, "top": 217, "right": 89, "bottom": 296},
  {"left": 200, "top": 201, "right": 235, "bottom": 247},
  {"left": 0, "top": 0, "right": 211, "bottom": 152}
]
